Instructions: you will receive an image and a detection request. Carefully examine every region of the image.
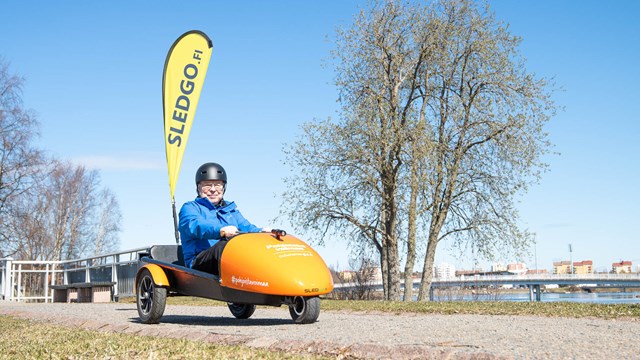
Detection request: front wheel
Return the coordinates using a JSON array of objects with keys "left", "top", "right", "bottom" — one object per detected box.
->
[
  {"left": 289, "top": 296, "right": 320, "bottom": 324},
  {"left": 228, "top": 303, "right": 256, "bottom": 319},
  {"left": 136, "top": 268, "right": 167, "bottom": 324}
]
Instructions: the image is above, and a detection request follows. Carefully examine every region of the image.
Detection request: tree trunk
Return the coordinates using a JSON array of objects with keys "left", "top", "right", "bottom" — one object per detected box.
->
[
  {"left": 379, "top": 238, "right": 389, "bottom": 300},
  {"left": 380, "top": 205, "right": 401, "bottom": 300},
  {"left": 417, "top": 232, "right": 438, "bottom": 301},
  {"left": 381, "top": 171, "right": 401, "bottom": 301},
  {"left": 386, "top": 232, "right": 400, "bottom": 300},
  {"left": 403, "top": 158, "right": 419, "bottom": 301}
]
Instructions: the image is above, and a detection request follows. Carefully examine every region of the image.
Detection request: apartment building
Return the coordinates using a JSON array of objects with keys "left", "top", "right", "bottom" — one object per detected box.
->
[
  {"left": 433, "top": 263, "right": 456, "bottom": 278},
  {"left": 491, "top": 263, "right": 507, "bottom": 272},
  {"left": 553, "top": 261, "right": 572, "bottom": 274},
  {"left": 573, "top": 260, "right": 593, "bottom": 274},
  {"left": 507, "top": 263, "right": 527, "bottom": 274},
  {"left": 612, "top": 260, "right": 633, "bottom": 274}
]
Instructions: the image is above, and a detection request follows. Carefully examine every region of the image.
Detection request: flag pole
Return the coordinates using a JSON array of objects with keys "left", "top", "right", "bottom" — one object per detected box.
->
[{"left": 172, "top": 198, "right": 180, "bottom": 244}]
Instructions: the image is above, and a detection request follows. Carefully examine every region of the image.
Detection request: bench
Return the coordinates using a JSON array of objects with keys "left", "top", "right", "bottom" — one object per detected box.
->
[{"left": 51, "top": 282, "right": 115, "bottom": 303}]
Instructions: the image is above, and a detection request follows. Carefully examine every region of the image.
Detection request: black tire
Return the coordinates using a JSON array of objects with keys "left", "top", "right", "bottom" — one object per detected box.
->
[
  {"left": 136, "top": 268, "right": 167, "bottom": 324},
  {"left": 227, "top": 302, "right": 256, "bottom": 319},
  {"left": 289, "top": 296, "right": 320, "bottom": 324}
]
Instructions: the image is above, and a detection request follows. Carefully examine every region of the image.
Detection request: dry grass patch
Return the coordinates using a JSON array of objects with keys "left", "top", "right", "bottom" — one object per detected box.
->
[
  {"left": 318, "top": 299, "right": 640, "bottom": 319},
  {"left": 0, "top": 315, "right": 326, "bottom": 359},
  {"left": 120, "top": 295, "right": 640, "bottom": 319}
]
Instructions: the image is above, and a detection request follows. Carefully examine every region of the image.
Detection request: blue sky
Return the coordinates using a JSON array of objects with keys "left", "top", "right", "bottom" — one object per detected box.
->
[{"left": 1, "top": 1, "right": 638, "bottom": 272}]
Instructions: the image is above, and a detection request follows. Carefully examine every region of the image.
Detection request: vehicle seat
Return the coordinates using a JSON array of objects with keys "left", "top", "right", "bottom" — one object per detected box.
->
[{"left": 149, "top": 245, "right": 185, "bottom": 267}]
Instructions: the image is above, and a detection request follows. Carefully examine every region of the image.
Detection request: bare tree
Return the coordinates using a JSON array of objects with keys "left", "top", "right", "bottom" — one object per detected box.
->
[
  {"left": 0, "top": 60, "right": 39, "bottom": 196},
  {"left": 331, "top": 256, "right": 379, "bottom": 300},
  {"left": 91, "top": 188, "right": 122, "bottom": 256},
  {"left": 8, "top": 161, "right": 122, "bottom": 260},
  {"left": 349, "top": 256, "right": 379, "bottom": 300},
  {"left": 414, "top": 0, "right": 555, "bottom": 300},
  {"left": 281, "top": 0, "right": 555, "bottom": 301},
  {"left": 0, "top": 60, "right": 122, "bottom": 260},
  {"left": 0, "top": 59, "right": 46, "bottom": 257},
  {"left": 281, "top": 0, "right": 438, "bottom": 300},
  {"left": 10, "top": 161, "right": 121, "bottom": 261}
]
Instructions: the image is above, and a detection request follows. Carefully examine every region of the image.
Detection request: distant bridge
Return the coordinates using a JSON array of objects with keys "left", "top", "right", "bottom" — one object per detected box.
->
[{"left": 334, "top": 273, "right": 640, "bottom": 301}]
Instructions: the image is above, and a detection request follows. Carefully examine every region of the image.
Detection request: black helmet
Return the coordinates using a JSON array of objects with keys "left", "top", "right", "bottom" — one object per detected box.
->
[{"left": 195, "top": 162, "right": 227, "bottom": 184}]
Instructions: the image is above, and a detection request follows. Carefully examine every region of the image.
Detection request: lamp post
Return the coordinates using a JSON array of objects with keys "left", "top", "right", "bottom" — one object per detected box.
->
[
  {"left": 568, "top": 243, "right": 573, "bottom": 275},
  {"left": 534, "top": 235, "right": 538, "bottom": 274}
]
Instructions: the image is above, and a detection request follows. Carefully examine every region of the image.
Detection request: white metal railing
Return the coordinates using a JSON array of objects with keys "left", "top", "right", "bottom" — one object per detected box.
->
[
  {"left": 438, "top": 273, "right": 640, "bottom": 284},
  {"left": 333, "top": 273, "right": 640, "bottom": 290},
  {"left": 1, "top": 247, "right": 151, "bottom": 303},
  {"left": 0, "top": 257, "right": 11, "bottom": 300}
]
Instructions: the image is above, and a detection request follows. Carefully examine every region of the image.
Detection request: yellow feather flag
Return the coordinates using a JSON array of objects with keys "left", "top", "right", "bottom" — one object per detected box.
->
[{"left": 163, "top": 30, "right": 213, "bottom": 242}]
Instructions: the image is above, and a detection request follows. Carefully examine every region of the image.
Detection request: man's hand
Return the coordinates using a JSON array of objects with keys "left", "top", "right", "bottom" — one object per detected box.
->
[{"left": 220, "top": 225, "right": 239, "bottom": 238}]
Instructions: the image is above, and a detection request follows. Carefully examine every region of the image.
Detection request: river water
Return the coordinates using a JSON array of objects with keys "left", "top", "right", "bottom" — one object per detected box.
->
[{"left": 431, "top": 291, "right": 640, "bottom": 304}]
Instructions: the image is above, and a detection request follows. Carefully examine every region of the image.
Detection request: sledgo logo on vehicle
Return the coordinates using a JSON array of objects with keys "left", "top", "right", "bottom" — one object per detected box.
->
[{"left": 304, "top": 288, "right": 320, "bottom": 293}]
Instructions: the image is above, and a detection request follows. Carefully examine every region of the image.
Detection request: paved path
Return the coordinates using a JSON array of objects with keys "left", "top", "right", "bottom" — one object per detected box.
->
[{"left": 1, "top": 302, "right": 638, "bottom": 359}]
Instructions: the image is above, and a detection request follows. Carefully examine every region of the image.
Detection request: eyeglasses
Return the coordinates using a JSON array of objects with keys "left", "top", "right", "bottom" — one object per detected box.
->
[{"left": 200, "top": 183, "right": 224, "bottom": 192}]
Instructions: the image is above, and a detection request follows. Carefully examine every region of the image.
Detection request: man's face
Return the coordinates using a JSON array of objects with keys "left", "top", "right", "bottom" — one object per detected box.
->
[{"left": 198, "top": 180, "right": 224, "bottom": 205}]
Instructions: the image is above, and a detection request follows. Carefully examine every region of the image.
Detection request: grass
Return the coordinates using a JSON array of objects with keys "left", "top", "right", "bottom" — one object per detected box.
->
[
  {"left": 319, "top": 298, "right": 640, "bottom": 319},
  {"left": 131, "top": 295, "right": 640, "bottom": 320},
  {"left": 0, "top": 315, "right": 325, "bottom": 360},
  {"left": 3, "top": 297, "right": 639, "bottom": 359}
]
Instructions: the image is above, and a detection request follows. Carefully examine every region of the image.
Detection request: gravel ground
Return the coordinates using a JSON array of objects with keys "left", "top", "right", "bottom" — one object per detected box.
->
[{"left": 1, "top": 302, "right": 638, "bottom": 359}]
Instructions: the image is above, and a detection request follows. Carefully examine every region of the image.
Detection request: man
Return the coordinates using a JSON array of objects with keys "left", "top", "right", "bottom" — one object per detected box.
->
[{"left": 179, "top": 162, "right": 270, "bottom": 275}]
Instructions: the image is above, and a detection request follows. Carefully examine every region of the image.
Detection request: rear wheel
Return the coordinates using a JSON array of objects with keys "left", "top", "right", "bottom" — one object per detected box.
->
[
  {"left": 228, "top": 303, "right": 256, "bottom": 319},
  {"left": 289, "top": 296, "right": 320, "bottom": 324},
  {"left": 136, "top": 268, "right": 167, "bottom": 324}
]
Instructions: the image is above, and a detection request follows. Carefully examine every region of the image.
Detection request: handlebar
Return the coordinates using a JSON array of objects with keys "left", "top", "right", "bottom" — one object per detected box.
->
[
  {"left": 221, "top": 229, "right": 287, "bottom": 240},
  {"left": 271, "top": 229, "right": 287, "bottom": 240}
]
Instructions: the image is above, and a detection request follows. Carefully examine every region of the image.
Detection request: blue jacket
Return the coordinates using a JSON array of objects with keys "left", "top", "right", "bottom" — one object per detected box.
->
[{"left": 179, "top": 197, "right": 261, "bottom": 267}]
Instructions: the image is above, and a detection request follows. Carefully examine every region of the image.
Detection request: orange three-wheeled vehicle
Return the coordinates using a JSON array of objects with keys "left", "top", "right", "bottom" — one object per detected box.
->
[{"left": 135, "top": 230, "right": 334, "bottom": 324}]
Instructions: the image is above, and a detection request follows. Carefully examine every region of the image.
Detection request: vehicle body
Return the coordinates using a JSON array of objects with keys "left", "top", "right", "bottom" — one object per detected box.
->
[{"left": 135, "top": 231, "right": 334, "bottom": 324}]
